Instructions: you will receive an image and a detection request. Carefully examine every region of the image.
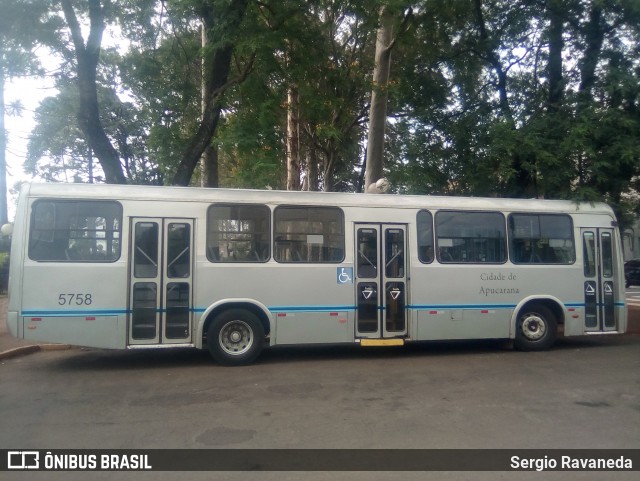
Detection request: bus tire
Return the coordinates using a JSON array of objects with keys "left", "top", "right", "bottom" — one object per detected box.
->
[
  {"left": 514, "top": 304, "right": 557, "bottom": 351},
  {"left": 207, "top": 309, "right": 265, "bottom": 366}
]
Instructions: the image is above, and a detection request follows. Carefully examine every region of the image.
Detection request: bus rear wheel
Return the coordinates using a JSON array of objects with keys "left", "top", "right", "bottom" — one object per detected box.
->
[
  {"left": 514, "top": 304, "right": 557, "bottom": 351},
  {"left": 207, "top": 309, "right": 265, "bottom": 366}
]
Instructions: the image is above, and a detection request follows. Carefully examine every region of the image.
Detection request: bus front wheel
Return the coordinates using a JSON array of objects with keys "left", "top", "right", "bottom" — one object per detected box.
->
[
  {"left": 514, "top": 304, "right": 557, "bottom": 351},
  {"left": 207, "top": 309, "right": 265, "bottom": 365}
]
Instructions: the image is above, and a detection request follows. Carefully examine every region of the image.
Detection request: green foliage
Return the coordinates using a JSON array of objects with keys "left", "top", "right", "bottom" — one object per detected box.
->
[{"left": 5, "top": 0, "right": 639, "bottom": 220}]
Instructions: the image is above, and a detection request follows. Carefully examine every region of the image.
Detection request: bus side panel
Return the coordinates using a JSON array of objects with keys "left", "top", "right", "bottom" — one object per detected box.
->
[
  {"left": 195, "top": 263, "right": 355, "bottom": 346},
  {"left": 6, "top": 311, "right": 20, "bottom": 339},
  {"left": 563, "top": 312, "right": 584, "bottom": 336},
  {"left": 415, "top": 309, "right": 511, "bottom": 340},
  {"left": 22, "top": 315, "right": 123, "bottom": 349},
  {"left": 410, "top": 264, "right": 585, "bottom": 340},
  {"left": 274, "top": 311, "right": 353, "bottom": 345},
  {"left": 411, "top": 266, "right": 514, "bottom": 341},
  {"left": 20, "top": 263, "right": 127, "bottom": 349}
]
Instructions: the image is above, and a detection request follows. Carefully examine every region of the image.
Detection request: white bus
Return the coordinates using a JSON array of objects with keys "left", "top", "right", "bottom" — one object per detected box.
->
[{"left": 6, "top": 183, "right": 627, "bottom": 365}]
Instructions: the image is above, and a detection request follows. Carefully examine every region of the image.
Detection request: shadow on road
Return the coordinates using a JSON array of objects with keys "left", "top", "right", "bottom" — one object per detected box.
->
[{"left": 43, "top": 334, "right": 638, "bottom": 372}]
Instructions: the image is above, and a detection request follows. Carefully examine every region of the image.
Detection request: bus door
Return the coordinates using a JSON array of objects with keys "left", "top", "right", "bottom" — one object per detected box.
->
[
  {"left": 355, "top": 224, "right": 408, "bottom": 339},
  {"left": 581, "top": 228, "right": 617, "bottom": 332},
  {"left": 128, "top": 218, "right": 194, "bottom": 345}
]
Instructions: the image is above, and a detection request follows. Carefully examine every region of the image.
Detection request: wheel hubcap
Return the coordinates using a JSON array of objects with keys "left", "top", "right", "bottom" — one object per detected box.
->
[
  {"left": 219, "top": 320, "right": 253, "bottom": 356},
  {"left": 521, "top": 314, "right": 546, "bottom": 341}
]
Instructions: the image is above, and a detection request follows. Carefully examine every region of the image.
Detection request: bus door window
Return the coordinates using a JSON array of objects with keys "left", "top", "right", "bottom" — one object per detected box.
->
[
  {"left": 165, "top": 223, "right": 192, "bottom": 339},
  {"left": 600, "top": 231, "right": 615, "bottom": 329},
  {"left": 357, "top": 229, "right": 378, "bottom": 278},
  {"left": 385, "top": 229, "right": 404, "bottom": 278},
  {"left": 132, "top": 221, "right": 160, "bottom": 340},
  {"left": 134, "top": 223, "right": 159, "bottom": 278}
]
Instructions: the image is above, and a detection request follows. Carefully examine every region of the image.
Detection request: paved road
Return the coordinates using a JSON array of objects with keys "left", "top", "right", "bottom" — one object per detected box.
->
[{"left": 1, "top": 333, "right": 638, "bottom": 481}]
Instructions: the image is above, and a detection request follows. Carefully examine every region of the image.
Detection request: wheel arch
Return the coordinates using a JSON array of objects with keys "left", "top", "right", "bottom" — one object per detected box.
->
[
  {"left": 510, "top": 295, "right": 566, "bottom": 339},
  {"left": 196, "top": 299, "right": 273, "bottom": 349}
]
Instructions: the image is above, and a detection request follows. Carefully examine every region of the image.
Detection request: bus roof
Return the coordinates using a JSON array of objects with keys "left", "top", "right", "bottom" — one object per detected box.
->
[{"left": 20, "top": 182, "right": 615, "bottom": 216}]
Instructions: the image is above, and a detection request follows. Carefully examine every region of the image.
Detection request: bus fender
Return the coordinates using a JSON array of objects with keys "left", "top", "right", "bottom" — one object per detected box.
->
[
  {"left": 509, "top": 295, "right": 566, "bottom": 339},
  {"left": 196, "top": 299, "right": 273, "bottom": 349}
]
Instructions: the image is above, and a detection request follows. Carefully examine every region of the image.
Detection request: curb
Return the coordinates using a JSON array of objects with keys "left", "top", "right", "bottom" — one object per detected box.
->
[{"left": 0, "top": 343, "right": 72, "bottom": 360}]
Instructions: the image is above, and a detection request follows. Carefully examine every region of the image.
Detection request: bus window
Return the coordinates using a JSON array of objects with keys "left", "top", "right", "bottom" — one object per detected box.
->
[
  {"left": 274, "top": 206, "right": 344, "bottom": 263},
  {"left": 28, "top": 200, "right": 122, "bottom": 262},
  {"left": 167, "top": 223, "right": 191, "bottom": 277},
  {"left": 385, "top": 229, "right": 405, "bottom": 278},
  {"left": 509, "top": 214, "right": 575, "bottom": 264},
  {"left": 207, "top": 204, "right": 270, "bottom": 262},
  {"left": 417, "top": 210, "right": 434, "bottom": 263},
  {"left": 435, "top": 211, "right": 506, "bottom": 263}
]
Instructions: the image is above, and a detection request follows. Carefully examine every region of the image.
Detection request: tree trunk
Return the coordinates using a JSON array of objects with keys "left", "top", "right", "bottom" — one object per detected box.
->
[
  {"left": 286, "top": 86, "right": 301, "bottom": 190},
  {"left": 474, "top": 0, "right": 514, "bottom": 125},
  {"left": 305, "top": 146, "right": 319, "bottom": 192},
  {"left": 201, "top": 143, "right": 219, "bottom": 188},
  {"left": 547, "top": 0, "right": 564, "bottom": 111},
  {"left": 364, "top": 6, "right": 394, "bottom": 191},
  {"left": 543, "top": 0, "right": 570, "bottom": 197},
  {"left": 575, "top": 2, "right": 605, "bottom": 186},
  {"left": 61, "top": 0, "right": 126, "bottom": 185},
  {"left": 578, "top": 3, "right": 604, "bottom": 103},
  {"left": 199, "top": 22, "right": 219, "bottom": 188},
  {"left": 171, "top": 0, "right": 250, "bottom": 186},
  {"left": 323, "top": 151, "right": 335, "bottom": 192}
]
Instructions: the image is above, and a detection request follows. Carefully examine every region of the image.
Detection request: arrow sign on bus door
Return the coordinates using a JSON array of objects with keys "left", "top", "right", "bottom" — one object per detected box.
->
[
  {"left": 362, "top": 286, "right": 375, "bottom": 300},
  {"left": 390, "top": 288, "right": 401, "bottom": 300}
]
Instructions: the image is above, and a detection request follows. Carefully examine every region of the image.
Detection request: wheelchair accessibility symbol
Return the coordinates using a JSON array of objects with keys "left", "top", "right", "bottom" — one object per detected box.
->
[{"left": 337, "top": 267, "right": 353, "bottom": 285}]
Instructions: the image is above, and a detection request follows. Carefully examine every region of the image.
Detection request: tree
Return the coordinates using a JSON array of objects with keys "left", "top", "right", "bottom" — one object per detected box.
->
[
  {"left": 364, "top": 5, "right": 394, "bottom": 192},
  {"left": 26, "top": 79, "right": 162, "bottom": 184},
  {"left": 170, "top": 0, "right": 252, "bottom": 186},
  {"left": 214, "top": 0, "right": 377, "bottom": 192},
  {"left": 13, "top": 0, "right": 639, "bottom": 219},
  {"left": 364, "top": 2, "right": 413, "bottom": 193},
  {"left": 43, "top": 0, "right": 255, "bottom": 187},
  {"left": 0, "top": 0, "right": 57, "bottom": 223},
  {"left": 60, "top": 0, "right": 127, "bottom": 183}
]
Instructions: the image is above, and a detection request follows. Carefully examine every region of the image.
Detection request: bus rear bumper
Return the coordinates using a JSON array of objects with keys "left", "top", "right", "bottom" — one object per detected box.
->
[{"left": 6, "top": 311, "right": 20, "bottom": 339}]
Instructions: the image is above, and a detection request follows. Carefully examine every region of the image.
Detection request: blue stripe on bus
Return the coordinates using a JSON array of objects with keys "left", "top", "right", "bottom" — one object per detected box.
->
[
  {"left": 22, "top": 309, "right": 129, "bottom": 317},
  {"left": 409, "top": 304, "right": 517, "bottom": 310},
  {"left": 269, "top": 305, "right": 357, "bottom": 312},
  {"left": 20, "top": 301, "right": 625, "bottom": 318}
]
